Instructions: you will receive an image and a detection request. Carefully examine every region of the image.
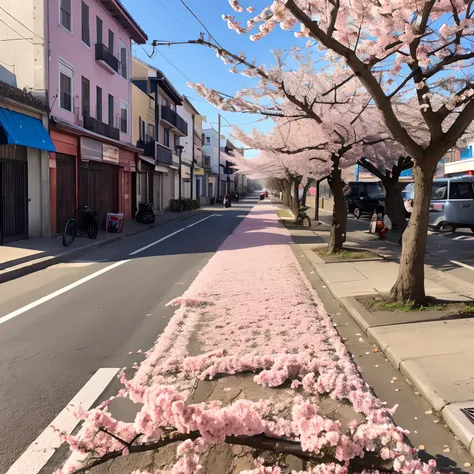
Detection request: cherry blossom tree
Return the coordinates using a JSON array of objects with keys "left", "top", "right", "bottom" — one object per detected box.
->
[
  {"left": 230, "top": 96, "right": 399, "bottom": 254},
  {"left": 219, "top": 0, "right": 474, "bottom": 304}
]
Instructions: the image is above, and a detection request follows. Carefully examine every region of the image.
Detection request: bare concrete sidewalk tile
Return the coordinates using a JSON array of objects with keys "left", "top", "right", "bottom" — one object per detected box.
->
[{"left": 401, "top": 353, "right": 474, "bottom": 412}]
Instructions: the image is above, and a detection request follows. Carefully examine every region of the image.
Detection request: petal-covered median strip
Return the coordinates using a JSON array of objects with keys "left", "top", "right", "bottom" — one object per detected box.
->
[{"left": 58, "top": 204, "right": 438, "bottom": 474}]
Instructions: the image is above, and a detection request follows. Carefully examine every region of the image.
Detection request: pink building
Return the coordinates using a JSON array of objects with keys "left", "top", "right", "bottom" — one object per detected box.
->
[{"left": 47, "top": 0, "right": 147, "bottom": 232}]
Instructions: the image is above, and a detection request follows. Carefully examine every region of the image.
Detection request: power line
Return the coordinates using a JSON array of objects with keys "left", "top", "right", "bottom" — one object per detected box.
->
[
  {"left": 156, "top": 0, "right": 196, "bottom": 35},
  {"left": 176, "top": 0, "right": 223, "bottom": 48},
  {"left": 0, "top": 6, "right": 43, "bottom": 40},
  {"left": 0, "top": 18, "right": 34, "bottom": 44},
  {"left": 156, "top": 49, "right": 195, "bottom": 82},
  {"left": 183, "top": 94, "right": 209, "bottom": 104}
]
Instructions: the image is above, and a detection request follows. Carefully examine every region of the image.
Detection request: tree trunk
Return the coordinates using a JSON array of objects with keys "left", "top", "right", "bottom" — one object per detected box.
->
[
  {"left": 389, "top": 163, "right": 436, "bottom": 304},
  {"left": 327, "top": 158, "right": 347, "bottom": 254},
  {"left": 291, "top": 178, "right": 301, "bottom": 217},
  {"left": 301, "top": 179, "right": 311, "bottom": 206},
  {"left": 382, "top": 178, "right": 407, "bottom": 232},
  {"left": 283, "top": 180, "right": 291, "bottom": 208}
]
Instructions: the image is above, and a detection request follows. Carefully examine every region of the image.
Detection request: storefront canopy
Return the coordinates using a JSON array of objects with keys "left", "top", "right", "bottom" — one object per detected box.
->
[{"left": 0, "top": 107, "right": 56, "bottom": 152}]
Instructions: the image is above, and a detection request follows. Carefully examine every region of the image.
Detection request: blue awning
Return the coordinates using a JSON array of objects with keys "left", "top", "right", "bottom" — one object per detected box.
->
[{"left": 0, "top": 107, "right": 56, "bottom": 152}]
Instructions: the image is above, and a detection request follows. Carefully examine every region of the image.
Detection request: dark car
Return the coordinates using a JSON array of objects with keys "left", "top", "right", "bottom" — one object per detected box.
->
[{"left": 344, "top": 181, "right": 385, "bottom": 218}]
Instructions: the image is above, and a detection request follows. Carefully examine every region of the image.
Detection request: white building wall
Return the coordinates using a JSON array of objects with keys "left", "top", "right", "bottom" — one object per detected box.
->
[{"left": 0, "top": 0, "right": 46, "bottom": 95}]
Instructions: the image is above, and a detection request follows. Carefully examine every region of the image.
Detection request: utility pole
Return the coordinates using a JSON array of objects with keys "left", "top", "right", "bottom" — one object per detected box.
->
[
  {"left": 217, "top": 113, "right": 221, "bottom": 202},
  {"left": 176, "top": 145, "right": 184, "bottom": 212},
  {"left": 191, "top": 114, "right": 195, "bottom": 200}
]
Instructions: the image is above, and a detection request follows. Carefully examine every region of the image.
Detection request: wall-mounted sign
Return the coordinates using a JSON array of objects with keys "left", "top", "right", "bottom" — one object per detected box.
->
[
  {"left": 81, "top": 137, "right": 102, "bottom": 162},
  {"left": 194, "top": 167, "right": 205, "bottom": 176},
  {"left": 103, "top": 144, "right": 119, "bottom": 163}
]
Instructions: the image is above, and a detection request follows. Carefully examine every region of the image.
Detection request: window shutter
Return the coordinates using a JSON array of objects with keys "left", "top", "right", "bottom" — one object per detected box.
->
[{"left": 120, "top": 47, "right": 127, "bottom": 79}]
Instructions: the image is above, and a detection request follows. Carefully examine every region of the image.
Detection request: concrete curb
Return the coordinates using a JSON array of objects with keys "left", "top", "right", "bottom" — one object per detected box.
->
[
  {"left": 0, "top": 211, "right": 203, "bottom": 285},
  {"left": 339, "top": 296, "right": 373, "bottom": 333},
  {"left": 443, "top": 402, "right": 474, "bottom": 456}
]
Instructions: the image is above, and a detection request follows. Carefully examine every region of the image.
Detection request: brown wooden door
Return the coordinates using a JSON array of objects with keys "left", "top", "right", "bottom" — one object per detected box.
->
[
  {"left": 56, "top": 154, "right": 76, "bottom": 234},
  {"left": 78, "top": 161, "right": 119, "bottom": 228},
  {"left": 0, "top": 159, "right": 28, "bottom": 244}
]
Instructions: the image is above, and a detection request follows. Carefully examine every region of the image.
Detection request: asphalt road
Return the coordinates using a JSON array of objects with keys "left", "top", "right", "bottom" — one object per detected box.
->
[
  {"left": 320, "top": 211, "right": 474, "bottom": 285},
  {"left": 0, "top": 198, "right": 256, "bottom": 473}
]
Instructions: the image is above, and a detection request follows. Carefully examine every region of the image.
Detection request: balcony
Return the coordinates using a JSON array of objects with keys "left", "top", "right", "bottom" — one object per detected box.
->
[
  {"left": 161, "top": 105, "right": 188, "bottom": 136},
  {"left": 95, "top": 43, "right": 119, "bottom": 74},
  {"left": 141, "top": 140, "right": 173, "bottom": 167},
  {"left": 84, "top": 114, "right": 120, "bottom": 140}
]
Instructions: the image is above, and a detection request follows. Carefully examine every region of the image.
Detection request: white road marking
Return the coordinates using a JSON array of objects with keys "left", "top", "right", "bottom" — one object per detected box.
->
[
  {"left": 6, "top": 368, "right": 119, "bottom": 474},
  {"left": 450, "top": 260, "right": 474, "bottom": 271},
  {"left": 129, "top": 228, "right": 185, "bottom": 256},
  {"left": 0, "top": 260, "right": 129, "bottom": 326},
  {"left": 185, "top": 214, "right": 218, "bottom": 229},
  {"left": 129, "top": 214, "right": 218, "bottom": 256}
]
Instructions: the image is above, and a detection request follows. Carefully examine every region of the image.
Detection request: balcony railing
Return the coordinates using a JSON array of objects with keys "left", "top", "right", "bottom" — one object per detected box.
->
[
  {"left": 84, "top": 114, "right": 120, "bottom": 140},
  {"left": 161, "top": 105, "right": 188, "bottom": 136},
  {"left": 95, "top": 43, "right": 119, "bottom": 74},
  {"left": 141, "top": 141, "right": 173, "bottom": 167}
]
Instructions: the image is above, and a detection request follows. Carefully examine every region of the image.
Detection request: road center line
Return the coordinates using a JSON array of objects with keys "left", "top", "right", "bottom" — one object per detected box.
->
[
  {"left": 0, "top": 260, "right": 129, "bottom": 326},
  {"left": 6, "top": 368, "right": 119, "bottom": 474},
  {"left": 129, "top": 214, "right": 218, "bottom": 256}
]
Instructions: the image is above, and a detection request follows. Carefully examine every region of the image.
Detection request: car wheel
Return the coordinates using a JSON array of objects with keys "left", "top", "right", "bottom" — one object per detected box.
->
[
  {"left": 353, "top": 207, "right": 361, "bottom": 219},
  {"left": 437, "top": 223, "right": 456, "bottom": 233}
]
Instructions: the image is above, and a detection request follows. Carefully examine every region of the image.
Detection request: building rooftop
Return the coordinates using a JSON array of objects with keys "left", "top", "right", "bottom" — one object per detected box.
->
[
  {"left": 98, "top": 0, "right": 148, "bottom": 44},
  {"left": 0, "top": 81, "right": 48, "bottom": 111}
]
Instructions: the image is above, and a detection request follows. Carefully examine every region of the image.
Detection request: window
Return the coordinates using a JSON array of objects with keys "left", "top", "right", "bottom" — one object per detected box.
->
[
  {"left": 119, "top": 42, "right": 127, "bottom": 79},
  {"left": 60, "top": 0, "right": 72, "bottom": 32},
  {"left": 164, "top": 127, "right": 169, "bottom": 147},
  {"left": 449, "top": 182, "right": 473, "bottom": 200},
  {"left": 139, "top": 117, "right": 145, "bottom": 141},
  {"left": 108, "top": 29, "right": 114, "bottom": 53},
  {"left": 96, "top": 86, "right": 102, "bottom": 121},
  {"left": 147, "top": 124, "right": 155, "bottom": 142},
  {"left": 81, "top": 77, "right": 90, "bottom": 117},
  {"left": 59, "top": 62, "right": 73, "bottom": 112},
  {"left": 81, "top": 1, "right": 90, "bottom": 46},
  {"left": 120, "top": 103, "right": 128, "bottom": 134},
  {"left": 432, "top": 183, "right": 448, "bottom": 200},
  {"left": 96, "top": 16, "right": 103, "bottom": 44},
  {"left": 206, "top": 136, "right": 210, "bottom": 144},
  {"left": 108, "top": 94, "right": 114, "bottom": 127}
]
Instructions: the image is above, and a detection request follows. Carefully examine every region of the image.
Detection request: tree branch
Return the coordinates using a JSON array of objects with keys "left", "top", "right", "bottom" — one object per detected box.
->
[
  {"left": 69, "top": 431, "right": 394, "bottom": 474},
  {"left": 284, "top": 0, "right": 423, "bottom": 160}
]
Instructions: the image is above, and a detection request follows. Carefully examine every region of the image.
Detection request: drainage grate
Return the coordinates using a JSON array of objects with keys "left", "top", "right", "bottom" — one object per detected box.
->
[{"left": 460, "top": 407, "right": 474, "bottom": 425}]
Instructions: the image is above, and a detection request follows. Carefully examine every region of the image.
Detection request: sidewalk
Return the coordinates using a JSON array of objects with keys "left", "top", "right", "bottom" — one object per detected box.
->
[
  {"left": 55, "top": 202, "right": 439, "bottom": 474},
  {"left": 287, "top": 206, "right": 474, "bottom": 458},
  {"left": 0, "top": 207, "right": 215, "bottom": 284}
]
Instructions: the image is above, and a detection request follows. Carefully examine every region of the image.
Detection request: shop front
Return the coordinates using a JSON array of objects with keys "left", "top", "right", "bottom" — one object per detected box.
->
[
  {"left": 0, "top": 104, "right": 54, "bottom": 244},
  {"left": 50, "top": 119, "right": 139, "bottom": 234}
]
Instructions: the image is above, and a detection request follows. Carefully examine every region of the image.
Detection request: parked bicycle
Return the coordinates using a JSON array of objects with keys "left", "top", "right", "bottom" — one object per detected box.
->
[{"left": 63, "top": 206, "right": 99, "bottom": 247}]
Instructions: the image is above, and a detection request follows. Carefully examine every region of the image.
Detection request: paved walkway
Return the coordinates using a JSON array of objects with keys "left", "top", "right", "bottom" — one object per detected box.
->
[{"left": 286, "top": 206, "right": 474, "bottom": 458}]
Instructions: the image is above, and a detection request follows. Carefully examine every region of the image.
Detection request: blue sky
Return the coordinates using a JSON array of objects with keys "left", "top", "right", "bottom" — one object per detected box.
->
[{"left": 124, "top": 0, "right": 301, "bottom": 156}]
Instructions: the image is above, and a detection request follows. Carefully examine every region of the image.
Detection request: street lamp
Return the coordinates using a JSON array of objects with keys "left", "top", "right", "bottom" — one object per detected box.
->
[{"left": 176, "top": 145, "right": 184, "bottom": 212}]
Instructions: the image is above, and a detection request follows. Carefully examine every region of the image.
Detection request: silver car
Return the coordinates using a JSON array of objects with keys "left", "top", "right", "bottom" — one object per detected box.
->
[{"left": 429, "top": 176, "right": 474, "bottom": 232}]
